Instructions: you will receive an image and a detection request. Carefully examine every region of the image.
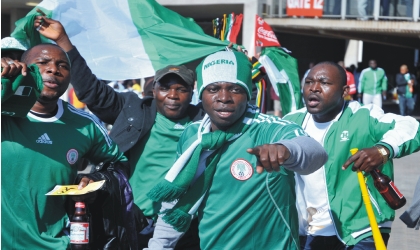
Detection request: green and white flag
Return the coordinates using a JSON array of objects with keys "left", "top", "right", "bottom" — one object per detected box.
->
[
  {"left": 11, "top": 0, "right": 228, "bottom": 80},
  {"left": 258, "top": 47, "right": 303, "bottom": 115}
]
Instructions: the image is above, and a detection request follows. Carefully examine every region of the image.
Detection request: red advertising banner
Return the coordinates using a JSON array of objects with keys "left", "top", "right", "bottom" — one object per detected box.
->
[
  {"left": 287, "top": 0, "right": 324, "bottom": 17},
  {"left": 254, "top": 15, "right": 281, "bottom": 47}
]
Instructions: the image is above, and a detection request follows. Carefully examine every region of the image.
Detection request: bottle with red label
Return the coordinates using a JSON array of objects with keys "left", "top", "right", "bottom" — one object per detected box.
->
[
  {"left": 370, "top": 169, "right": 406, "bottom": 210},
  {"left": 70, "top": 201, "right": 89, "bottom": 249}
]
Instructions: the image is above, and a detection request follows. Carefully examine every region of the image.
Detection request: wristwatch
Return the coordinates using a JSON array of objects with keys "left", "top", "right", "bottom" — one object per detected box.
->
[{"left": 375, "top": 145, "right": 389, "bottom": 165}]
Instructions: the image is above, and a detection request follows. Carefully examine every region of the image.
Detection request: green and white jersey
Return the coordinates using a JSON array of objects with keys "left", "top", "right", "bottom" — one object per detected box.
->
[
  {"left": 284, "top": 101, "right": 420, "bottom": 245},
  {"left": 358, "top": 67, "right": 387, "bottom": 95},
  {"left": 129, "top": 112, "right": 192, "bottom": 218},
  {"left": 178, "top": 113, "right": 309, "bottom": 250},
  {"left": 1, "top": 99, "right": 126, "bottom": 249}
]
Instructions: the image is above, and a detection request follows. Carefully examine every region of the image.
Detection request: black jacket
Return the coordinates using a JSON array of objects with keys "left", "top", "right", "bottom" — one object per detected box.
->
[
  {"left": 395, "top": 73, "right": 417, "bottom": 96},
  {"left": 67, "top": 47, "right": 205, "bottom": 153}
]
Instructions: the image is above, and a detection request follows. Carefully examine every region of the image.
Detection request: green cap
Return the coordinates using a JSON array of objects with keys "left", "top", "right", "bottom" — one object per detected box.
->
[{"left": 196, "top": 51, "right": 252, "bottom": 99}]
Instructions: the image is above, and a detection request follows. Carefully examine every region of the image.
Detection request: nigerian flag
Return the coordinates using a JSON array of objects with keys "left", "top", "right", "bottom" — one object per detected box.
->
[
  {"left": 258, "top": 47, "right": 303, "bottom": 115},
  {"left": 11, "top": 0, "right": 228, "bottom": 80}
]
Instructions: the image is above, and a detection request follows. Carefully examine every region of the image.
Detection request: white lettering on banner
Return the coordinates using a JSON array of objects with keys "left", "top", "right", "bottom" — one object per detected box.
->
[
  {"left": 288, "top": 0, "right": 307, "bottom": 8},
  {"left": 257, "top": 16, "right": 265, "bottom": 25},
  {"left": 314, "top": 0, "right": 323, "bottom": 9},
  {"left": 257, "top": 27, "right": 278, "bottom": 42},
  {"left": 287, "top": 0, "right": 323, "bottom": 9}
]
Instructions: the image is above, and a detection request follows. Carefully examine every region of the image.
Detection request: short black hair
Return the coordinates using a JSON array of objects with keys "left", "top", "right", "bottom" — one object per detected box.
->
[
  {"left": 315, "top": 61, "right": 347, "bottom": 87},
  {"left": 21, "top": 43, "right": 69, "bottom": 65}
]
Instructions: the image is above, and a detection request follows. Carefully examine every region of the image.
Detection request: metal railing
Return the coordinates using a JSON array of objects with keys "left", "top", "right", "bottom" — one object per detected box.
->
[{"left": 263, "top": 0, "right": 419, "bottom": 22}]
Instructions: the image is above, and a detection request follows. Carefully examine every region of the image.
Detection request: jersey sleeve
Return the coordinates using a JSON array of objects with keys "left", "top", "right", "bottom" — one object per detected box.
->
[
  {"left": 255, "top": 117, "right": 328, "bottom": 175},
  {"left": 381, "top": 70, "right": 388, "bottom": 91},
  {"left": 84, "top": 120, "right": 127, "bottom": 165},
  {"left": 364, "top": 104, "right": 420, "bottom": 158}
]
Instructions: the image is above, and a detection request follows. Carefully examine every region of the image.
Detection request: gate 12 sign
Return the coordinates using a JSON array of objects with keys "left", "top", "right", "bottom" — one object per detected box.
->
[{"left": 287, "top": 0, "right": 324, "bottom": 17}]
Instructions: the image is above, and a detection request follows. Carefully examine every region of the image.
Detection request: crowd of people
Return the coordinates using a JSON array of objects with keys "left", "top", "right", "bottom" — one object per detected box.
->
[{"left": 1, "top": 13, "right": 420, "bottom": 250}]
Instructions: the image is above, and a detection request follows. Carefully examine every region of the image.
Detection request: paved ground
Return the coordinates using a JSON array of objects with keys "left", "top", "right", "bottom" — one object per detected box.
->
[
  {"left": 382, "top": 101, "right": 420, "bottom": 249},
  {"left": 387, "top": 151, "right": 420, "bottom": 249}
]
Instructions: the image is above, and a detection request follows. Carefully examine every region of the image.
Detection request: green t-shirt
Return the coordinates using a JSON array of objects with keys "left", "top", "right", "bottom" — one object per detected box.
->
[
  {"left": 178, "top": 113, "right": 307, "bottom": 250},
  {"left": 1, "top": 100, "right": 126, "bottom": 249},
  {"left": 129, "top": 112, "right": 192, "bottom": 218}
]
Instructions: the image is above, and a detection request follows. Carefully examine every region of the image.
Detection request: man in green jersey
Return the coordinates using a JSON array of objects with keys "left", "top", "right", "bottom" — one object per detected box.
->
[
  {"left": 283, "top": 61, "right": 420, "bottom": 249},
  {"left": 1, "top": 44, "right": 127, "bottom": 249},
  {"left": 358, "top": 59, "right": 388, "bottom": 108},
  {"left": 34, "top": 16, "right": 203, "bottom": 248},
  {"left": 147, "top": 51, "right": 328, "bottom": 249}
]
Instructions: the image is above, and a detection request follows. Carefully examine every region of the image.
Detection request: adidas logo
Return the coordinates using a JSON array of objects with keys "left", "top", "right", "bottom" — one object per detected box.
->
[
  {"left": 36, "top": 133, "right": 53, "bottom": 144},
  {"left": 173, "top": 123, "right": 185, "bottom": 130}
]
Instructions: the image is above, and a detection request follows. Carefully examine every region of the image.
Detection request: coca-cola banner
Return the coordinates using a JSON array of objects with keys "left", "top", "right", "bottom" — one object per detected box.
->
[
  {"left": 287, "top": 0, "right": 324, "bottom": 17},
  {"left": 254, "top": 15, "right": 281, "bottom": 47}
]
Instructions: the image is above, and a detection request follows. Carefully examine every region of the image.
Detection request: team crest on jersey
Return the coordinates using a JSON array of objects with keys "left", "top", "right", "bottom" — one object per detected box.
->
[
  {"left": 230, "top": 159, "right": 253, "bottom": 181},
  {"left": 340, "top": 130, "right": 349, "bottom": 142},
  {"left": 66, "top": 149, "right": 79, "bottom": 165}
]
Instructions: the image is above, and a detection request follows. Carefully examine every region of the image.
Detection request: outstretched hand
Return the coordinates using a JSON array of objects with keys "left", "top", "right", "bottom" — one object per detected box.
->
[
  {"left": 1, "top": 57, "right": 27, "bottom": 78},
  {"left": 247, "top": 144, "right": 290, "bottom": 174},
  {"left": 342, "top": 147, "right": 385, "bottom": 172},
  {"left": 34, "top": 13, "right": 73, "bottom": 52}
]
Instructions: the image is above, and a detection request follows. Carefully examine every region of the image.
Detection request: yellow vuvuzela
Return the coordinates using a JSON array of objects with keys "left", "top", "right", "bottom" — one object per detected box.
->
[{"left": 350, "top": 148, "right": 386, "bottom": 250}]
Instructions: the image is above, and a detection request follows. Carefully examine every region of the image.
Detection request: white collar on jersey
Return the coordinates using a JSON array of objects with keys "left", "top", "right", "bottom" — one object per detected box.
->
[{"left": 28, "top": 99, "right": 64, "bottom": 122}]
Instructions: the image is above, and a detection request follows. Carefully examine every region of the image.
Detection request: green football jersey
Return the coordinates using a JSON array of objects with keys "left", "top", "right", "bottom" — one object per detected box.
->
[
  {"left": 1, "top": 99, "right": 126, "bottom": 249},
  {"left": 179, "top": 113, "right": 307, "bottom": 250},
  {"left": 129, "top": 112, "right": 192, "bottom": 218}
]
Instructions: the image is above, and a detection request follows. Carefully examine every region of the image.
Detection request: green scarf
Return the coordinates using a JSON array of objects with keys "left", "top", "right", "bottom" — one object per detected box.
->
[
  {"left": 1, "top": 64, "right": 43, "bottom": 118},
  {"left": 147, "top": 104, "right": 258, "bottom": 232}
]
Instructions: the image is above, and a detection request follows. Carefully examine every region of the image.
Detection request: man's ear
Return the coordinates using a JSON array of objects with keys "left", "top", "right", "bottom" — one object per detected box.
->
[
  {"left": 152, "top": 82, "right": 157, "bottom": 98},
  {"left": 189, "top": 86, "right": 193, "bottom": 102},
  {"left": 342, "top": 85, "right": 350, "bottom": 98}
]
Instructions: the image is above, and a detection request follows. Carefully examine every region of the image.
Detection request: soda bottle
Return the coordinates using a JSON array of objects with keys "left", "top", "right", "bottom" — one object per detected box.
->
[
  {"left": 370, "top": 169, "right": 406, "bottom": 210},
  {"left": 70, "top": 201, "right": 89, "bottom": 249}
]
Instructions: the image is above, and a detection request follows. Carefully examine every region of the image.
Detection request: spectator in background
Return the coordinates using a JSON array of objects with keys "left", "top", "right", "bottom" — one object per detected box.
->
[
  {"left": 358, "top": 0, "right": 371, "bottom": 20},
  {"left": 353, "top": 62, "right": 363, "bottom": 101},
  {"left": 338, "top": 61, "right": 357, "bottom": 100},
  {"left": 405, "top": 0, "right": 414, "bottom": 18},
  {"left": 381, "top": 0, "right": 390, "bottom": 16},
  {"left": 395, "top": 64, "right": 417, "bottom": 116},
  {"left": 358, "top": 59, "right": 388, "bottom": 108}
]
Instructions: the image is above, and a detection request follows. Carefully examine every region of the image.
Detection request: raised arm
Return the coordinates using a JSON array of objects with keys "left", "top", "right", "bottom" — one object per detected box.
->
[{"left": 35, "top": 16, "right": 126, "bottom": 124}]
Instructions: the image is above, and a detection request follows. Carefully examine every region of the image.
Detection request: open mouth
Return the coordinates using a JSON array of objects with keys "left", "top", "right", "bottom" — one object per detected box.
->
[
  {"left": 214, "top": 109, "right": 235, "bottom": 118},
  {"left": 43, "top": 80, "right": 59, "bottom": 89},
  {"left": 307, "top": 95, "right": 320, "bottom": 107}
]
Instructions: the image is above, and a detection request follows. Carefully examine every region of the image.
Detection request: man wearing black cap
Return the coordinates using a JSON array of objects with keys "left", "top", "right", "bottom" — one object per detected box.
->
[{"left": 35, "top": 17, "right": 203, "bottom": 249}]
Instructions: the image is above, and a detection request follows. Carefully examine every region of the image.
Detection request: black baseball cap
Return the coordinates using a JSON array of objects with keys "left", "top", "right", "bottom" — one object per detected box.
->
[{"left": 154, "top": 65, "right": 195, "bottom": 86}]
